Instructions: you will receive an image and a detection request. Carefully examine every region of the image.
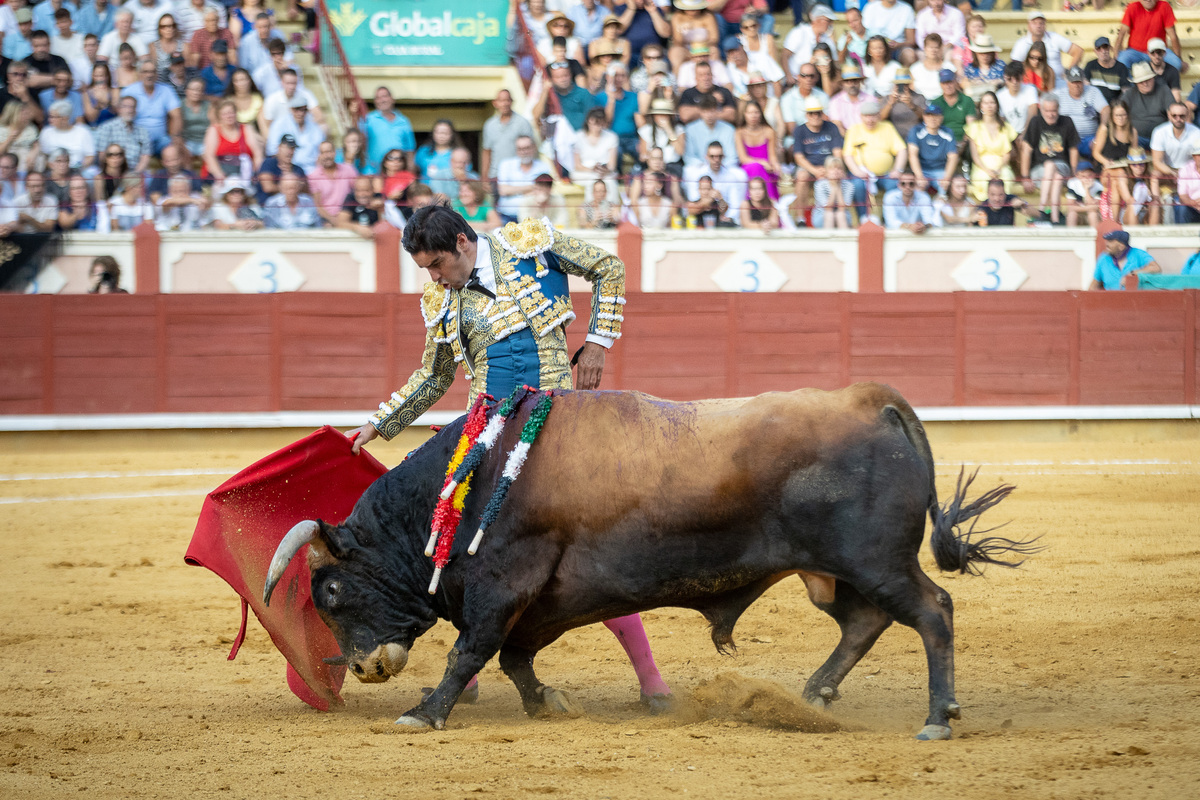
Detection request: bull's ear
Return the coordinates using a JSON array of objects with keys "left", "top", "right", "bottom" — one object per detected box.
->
[{"left": 315, "top": 519, "right": 361, "bottom": 560}]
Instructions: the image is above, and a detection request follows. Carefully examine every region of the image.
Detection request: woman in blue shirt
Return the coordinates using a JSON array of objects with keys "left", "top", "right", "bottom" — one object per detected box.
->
[{"left": 414, "top": 118, "right": 464, "bottom": 196}]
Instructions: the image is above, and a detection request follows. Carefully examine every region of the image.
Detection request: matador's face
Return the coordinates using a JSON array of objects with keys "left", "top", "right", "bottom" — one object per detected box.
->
[{"left": 413, "top": 233, "right": 474, "bottom": 290}]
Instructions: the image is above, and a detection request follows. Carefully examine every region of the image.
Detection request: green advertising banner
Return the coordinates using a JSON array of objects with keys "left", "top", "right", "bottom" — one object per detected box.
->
[{"left": 326, "top": 0, "right": 509, "bottom": 66}]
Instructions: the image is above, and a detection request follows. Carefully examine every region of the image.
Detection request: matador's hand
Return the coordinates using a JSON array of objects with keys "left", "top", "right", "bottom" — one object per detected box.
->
[
  {"left": 347, "top": 423, "right": 379, "bottom": 455},
  {"left": 574, "top": 342, "right": 606, "bottom": 390}
]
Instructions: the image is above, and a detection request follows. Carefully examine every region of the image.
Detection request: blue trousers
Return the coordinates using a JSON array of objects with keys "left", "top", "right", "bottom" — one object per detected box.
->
[{"left": 1118, "top": 49, "right": 1184, "bottom": 71}]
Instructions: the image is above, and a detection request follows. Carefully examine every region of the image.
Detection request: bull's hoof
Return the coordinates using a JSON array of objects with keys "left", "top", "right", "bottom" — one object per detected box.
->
[
  {"left": 805, "top": 686, "right": 839, "bottom": 711},
  {"left": 540, "top": 687, "right": 584, "bottom": 718},
  {"left": 807, "top": 696, "right": 827, "bottom": 711},
  {"left": 946, "top": 702, "right": 962, "bottom": 720},
  {"left": 915, "top": 724, "right": 953, "bottom": 741},
  {"left": 640, "top": 692, "right": 676, "bottom": 715},
  {"left": 460, "top": 682, "right": 480, "bottom": 705},
  {"left": 394, "top": 715, "right": 433, "bottom": 731}
]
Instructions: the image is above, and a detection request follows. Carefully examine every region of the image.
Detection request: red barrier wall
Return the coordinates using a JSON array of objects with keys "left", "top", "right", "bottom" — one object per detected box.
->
[{"left": 2, "top": 291, "right": 1196, "bottom": 415}]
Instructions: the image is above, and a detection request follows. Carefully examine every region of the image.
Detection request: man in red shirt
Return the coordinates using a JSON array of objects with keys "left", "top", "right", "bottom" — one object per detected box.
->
[{"left": 1115, "top": 0, "right": 1187, "bottom": 73}]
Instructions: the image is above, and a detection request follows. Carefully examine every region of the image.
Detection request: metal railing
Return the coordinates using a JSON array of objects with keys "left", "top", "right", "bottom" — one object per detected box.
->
[{"left": 313, "top": 0, "right": 368, "bottom": 132}]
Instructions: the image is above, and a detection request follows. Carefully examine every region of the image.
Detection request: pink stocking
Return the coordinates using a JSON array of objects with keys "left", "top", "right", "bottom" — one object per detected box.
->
[{"left": 603, "top": 613, "right": 671, "bottom": 697}]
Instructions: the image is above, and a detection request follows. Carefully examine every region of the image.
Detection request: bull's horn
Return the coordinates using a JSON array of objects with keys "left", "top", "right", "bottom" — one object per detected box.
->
[{"left": 263, "top": 520, "right": 320, "bottom": 607}]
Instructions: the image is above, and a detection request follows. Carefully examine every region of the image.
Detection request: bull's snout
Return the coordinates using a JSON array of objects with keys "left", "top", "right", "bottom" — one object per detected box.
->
[{"left": 349, "top": 642, "right": 408, "bottom": 683}]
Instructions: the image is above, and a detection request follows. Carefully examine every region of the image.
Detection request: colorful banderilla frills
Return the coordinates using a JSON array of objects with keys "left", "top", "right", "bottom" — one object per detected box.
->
[
  {"left": 425, "top": 395, "right": 491, "bottom": 595},
  {"left": 468, "top": 393, "right": 555, "bottom": 556}
]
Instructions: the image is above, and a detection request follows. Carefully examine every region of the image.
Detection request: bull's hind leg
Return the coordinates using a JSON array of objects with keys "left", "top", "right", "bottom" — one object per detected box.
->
[
  {"left": 498, "top": 644, "right": 583, "bottom": 719},
  {"left": 850, "top": 568, "right": 960, "bottom": 740},
  {"left": 802, "top": 579, "right": 893, "bottom": 709}
]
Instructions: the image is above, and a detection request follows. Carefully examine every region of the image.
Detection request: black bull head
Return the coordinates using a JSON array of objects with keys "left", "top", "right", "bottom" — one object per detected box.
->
[{"left": 260, "top": 385, "right": 1032, "bottom": 736}]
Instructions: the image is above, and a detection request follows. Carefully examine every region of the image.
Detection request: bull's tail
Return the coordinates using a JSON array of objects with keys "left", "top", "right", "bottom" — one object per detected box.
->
[{"left": 883, "top": 402, "right": 1039, "bottom": 575}]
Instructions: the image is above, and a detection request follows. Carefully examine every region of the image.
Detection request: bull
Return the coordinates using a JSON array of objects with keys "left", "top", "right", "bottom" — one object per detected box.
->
[{"left": 264, "top": 383, "right": 1032, "bottom": 739}]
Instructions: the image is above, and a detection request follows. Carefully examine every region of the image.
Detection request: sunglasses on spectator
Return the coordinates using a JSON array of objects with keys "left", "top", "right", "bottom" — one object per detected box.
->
[
  {"left": 800, "top": 72, "right": 817, "bottom": 78},
  {"left": 385, "top": 154, "right": 402, "bottom": 160},
  {"left": 741, "top": 23, "right": 758, "bottom": 29},
  {"left": 1170, "top": 113, "right": 1188, "bottom": 119},
  {"left": 899, "top": 180, "right": 916, "bottom": 187},
  {"left": 160, "top": 22, "right": 175, "bottom": 28},
  {"left": 106, "top": 151, "right": 123, "bottom": 157}
]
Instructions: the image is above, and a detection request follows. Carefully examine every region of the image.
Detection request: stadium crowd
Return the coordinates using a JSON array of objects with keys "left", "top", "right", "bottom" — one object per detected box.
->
[{"left": 3, "top": 0, "right": 1200, "bottom": 235}]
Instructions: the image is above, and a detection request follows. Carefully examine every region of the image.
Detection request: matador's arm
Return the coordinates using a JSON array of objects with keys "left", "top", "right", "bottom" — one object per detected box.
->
[{"left": 545, "top": 232, "right": 626, "bottom": 344}]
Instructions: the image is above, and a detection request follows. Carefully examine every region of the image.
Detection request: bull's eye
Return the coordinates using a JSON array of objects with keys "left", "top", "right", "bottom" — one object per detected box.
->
[{"left": 325, "top": 580, "right": 341, "bottom": 602}]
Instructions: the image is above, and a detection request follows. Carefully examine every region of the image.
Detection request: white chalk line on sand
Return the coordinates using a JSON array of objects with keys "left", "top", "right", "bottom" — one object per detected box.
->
[
  {"left": 0, "top": 468, "right": 232, "bottom": 482},
  {"left": 0, "top": 488, "right": 211, "bottom": 505}
]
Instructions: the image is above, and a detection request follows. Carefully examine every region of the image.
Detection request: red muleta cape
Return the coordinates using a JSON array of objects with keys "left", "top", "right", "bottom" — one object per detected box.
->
[{"left": 184, "top": 426, "right": 387, "bottom": 710}]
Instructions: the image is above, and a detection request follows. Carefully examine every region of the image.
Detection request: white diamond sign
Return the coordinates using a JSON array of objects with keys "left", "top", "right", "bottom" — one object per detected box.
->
[
  {"left": 951, "top": 250, "right": 1028, "bottom": 292},
  {"left": 711, "top": 248, "right": 788, "bottom": 293},
  {"left": 229, "top": 248, "right": 306, "bottom": 293}
]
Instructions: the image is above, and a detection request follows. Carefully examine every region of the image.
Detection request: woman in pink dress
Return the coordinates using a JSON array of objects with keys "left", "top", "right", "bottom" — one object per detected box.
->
[{"left": 735, "top": 100, "right": 781, "bottom": 200}]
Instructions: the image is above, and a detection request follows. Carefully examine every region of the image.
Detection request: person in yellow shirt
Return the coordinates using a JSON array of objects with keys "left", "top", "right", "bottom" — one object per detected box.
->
[{"left": 843, "top": 99, "right": 909, "bottom": 218}]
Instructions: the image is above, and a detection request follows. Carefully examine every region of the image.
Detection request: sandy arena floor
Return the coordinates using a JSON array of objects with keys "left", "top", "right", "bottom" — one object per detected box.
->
[{"left": 1, "top": 421, "right": 1198, "bottom": 799}]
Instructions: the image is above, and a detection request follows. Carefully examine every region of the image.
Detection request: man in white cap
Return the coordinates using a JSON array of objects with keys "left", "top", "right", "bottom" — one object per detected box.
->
[
  {"left": 862, "top": 0, "right": 915, "bottom": 51},
  {"left": 1144, "top": 38, "right": 1181, "bottom": 102},
  {"left": 1115, "top": 0, "right": 1186, "bottom": 73},
  {"left": 1010, "top": 11, "right": 1083, "bottom": 82},
  {"left": 781, "top": 5, "right": 835, "bottom": 87},
  {"left": 915, "top": 0, "right": 964, "bottom": 54}
]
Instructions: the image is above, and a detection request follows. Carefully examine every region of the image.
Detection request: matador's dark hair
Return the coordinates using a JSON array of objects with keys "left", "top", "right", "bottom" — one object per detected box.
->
[{"left": 401, "top": 204, "right": 478, "bottom": 255}]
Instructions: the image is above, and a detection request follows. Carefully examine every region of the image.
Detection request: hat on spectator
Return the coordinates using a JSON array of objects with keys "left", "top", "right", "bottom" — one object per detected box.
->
[
  {"left": 279, "top": 134, "right": 298, "bottom": 148},
  {"left": 688, "top": 42, "right": 711, "bottom": 57},
  {"left": 674, "top": 0, "right": 708, "bottom": 10},
  {"left": 1094, "top": 36, "right": 1111, "bottom": 48},
  {"left": 649, "top": 60, "right": 669, "bottom": 74},
  {"left": 289, "top": 93, "right": 308, "bottom": 108},
  {"left": 1130, "top": 61, "right": 1155, "bottom": 84},
  {"left": 1028, "top": 10, "right": 1046, "bottom": 21},
  {"left": 596, "top": 39, "right": 624, "bottom": 57},
  {"left": 212, "top": 39, "right": 229, "bottom": 53},
  {"left": 218, "top": 179, "right": 249, "bottom": 198},
  {"left": 15, "top": 7, "right": 32, "bottom": 23},
  {"left": 938, "top": 68, "right": 957, "bottom": 83},
  {"left": 545, "top": 12, "right": 574, "bottom": 35},
  {"left": 969, "top": 34, "right": 1001, "bottom": 54},
  {"left": 1066, "top": 66, "right": 1085, "bottom": 82},
  {"left": 533, "top": 173, "right": 555, "bottom": 186},
  {"left": 747, "top": 71, "right": 768, "bottom": 85},
  {"left": 841, "top": 63, "right": 863, "bottom": 80},
  {"left": 1147, "top": 38, "right": 1167, "bottom": 53},
  {"left": 860, "top": 100, "right": 881, "bottom": 115},
  {"left": 602, "top": 14, "right": 622, "bottom": 27},
  {"left": 648, "top": 97, "right": 677, "bottom": 116},
  {"left": 1126, "top": 147, "right": 1148, "bottom": 164},
  {"left": 804, "top": 97, "right": 826, "bottom": 113},
  {"left": 923, "top": 103, "right": 943, "bottom": 115},
  {"left": 1077, "top": 160, "right": 1095, "bottom": 172},
  {"left": 1102, "top": 230, "right": 1130, "bottom": 246},
  {"left": 810, "top": 5, "right": 835, "bottom": 21},
  {"left": 892, "top": 67, "right": 913, "bottom": 85}
]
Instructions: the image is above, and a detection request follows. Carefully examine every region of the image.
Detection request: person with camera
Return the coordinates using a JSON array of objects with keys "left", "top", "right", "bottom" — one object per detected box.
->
[{"left": 87, "top": 256, "right": 128, "bottom": 294}]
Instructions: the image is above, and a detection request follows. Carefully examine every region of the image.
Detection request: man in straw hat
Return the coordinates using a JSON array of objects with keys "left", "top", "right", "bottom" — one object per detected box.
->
[
  {"left": 1120, "top": 60, "right": 1174, "bottom": 147},
  {"left": 827, "top": 61, "right": 873, "bottom": 133},
  {"left": 539, "top": 12, "right": 581, "bottom": 62},
  {"left": 792, "top": 95, "right": 854, "bottom": 224}
]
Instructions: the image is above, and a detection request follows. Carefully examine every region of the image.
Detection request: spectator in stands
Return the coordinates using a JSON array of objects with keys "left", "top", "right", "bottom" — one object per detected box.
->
[
  {"left": 38, "top": 68, "right": 81, "bottom": 126},
  {"left": 965, "top": 91, "right": 1017, "bottom": 202},
  {"left": 188, "top": 9, "right": 235, "bottom": 71},
  {"left": 863, "top": 0, "right": 915, "bottom": 50},
  {"left": 677, "top": 61, "right": 737, "bottom": 124},
  {"left": 837, "top": 7, "right": 868, "bottom": 65},
  {"left": 844, "top": 99, "right": 907, "bottom": 199},
  {"left": 516, "top": 172, "right": 567, "bottom": 226},
  {"left": 998, "top": 61, "right": 1039, "bottom": 134},
  {"left": 1064, "top": 161, "right": 1103, "bottom": 227},
  {"left": 1150, "top": 102, "right": 1200, "bottom": 196},
  {"left": 176, "top": 77, "right": 209, "bottom": 157},
  {"left": 882, "top": 170, "right": 933, "bottom": 232},
  {"left": 94, "top": 143, "right": 135, "bottom": 202},
  {"left": 238, "top": 13, "right": 282, "bottom": 76},
  {"left": 1174, "top": 145, "right": 1200, "bottom": 224},
  {"left": 735, "top": 99, "right": 779, "bottom": 200},
  {"left": 95, "top": 95, "right": 151, "bottom": 172},
  {"left": 1022, "top": 43, "right": 1055, "bottom": 93},
  {"left": 127, "top": 0, "right": 172, "bottom": 42},
  {"left": 107, "top": 173, "right": 149, "bottom": 228},
  {"left": 631, "top": 44, "right": 676, "bottom": 97},
  {"left": 23, "top": 30, "right": 69, "bottom": 91},
  {"left": 932, "top": 68, "right": 975, "bottom": 142},
  {"left": 0, "top": 171, "right": 57, "bottom": 234},
  {"left": 779, "top": 62, "right": 828, "bottom": 132},
  {"left": 121, "top": 59, "right": 180, "bottom": 154},
  {"left": 907, "top": 103, "right": 956, "bottom": 194},
  {"left": 1057, "top": 66, "right": 1109, "bottom": 155},
  {"left": 682, "top": 96, "right": 736, "bottom": 169},
  {"left": 0, "top": 104, "right": 37, "bottom": 176},
  {"left": 332, "top": 175, "right": 381, "bottom": 237},
  {"left": 230, "top": 0, "right": 276, "bottom": 41},
  {"left": 577, "top": 178, "right": 619, "bottom": 228},
  {"left": 2, "top": 7, "right": 35, "bottom": 62},
  {"left": 916, "top": 0, "right": 964, "bottom": 55},
  {"left": 155, "top": 174, "right": 210, "bottom": 230},
  {"left": 371, "top": 148, "right": 415, "bottom": 206},
  {"left": 266, "top": 96, "right": 322, "bottom": 172},
  {"left": 30, "top": 0, "right": 70, "bottom": 34},
  {"left": 252, "top": 38, "right": 298, "bottom": 99},
  {"left": 37, "top": 100, "right": 94, "bottom": 170},
  {"left": 50, "top": 8, "right": 87, "bottom": 66},
  {"left": 676, "top": 42, "right": 731, "bottom": 91},
  {"left": 75, "top": 0, "right": 117, "bottom": 42},
  {"left": 1125, "top": 147, "right": 1160, "bottom": 224},
  {"left": 807, "top": 155, "right": 854, "bottom": 228},
  {"left": 42, "top": 149, "right": 72, "bottom": 204},
  {"left": 81, "top": 63, "right": 116, "bottom": 127},
  {"left": 909, "top": 34, "right": 948, "bottom": 101},
  {"left": 480, "top": 89, "right": 532, "bottom": 188},
  {"left": 1116, "top": 0, "right": 1185, "bottom": 72},
  {"left": 569, "top": 107, "right": 618, "bottom": 200},
  {"left": 335, "top": 128, "right": 369, "bottom": 175},
  {"left": 58, "top": 174, "right": 111, "bottom": 232},
  {"left": 1092, "top": 101, "right": 1137, "bottom": 218},
  {"left": 147, "top": 143, "right": 199, "bottom": 203},
  {"left": 204, "top": 98, "right": 262, "bottom": 190},
  {"left": 599, "top": 63, "right": 639, "bottom": 169},
  {"left": 539, "top": 13, "right": 582, "bottom": 64},
  {"left": 792, "top": 96, "right": 845, "bottom": 224},
  {"left": 1144, "top": 38, "right": 1182, "bottom": 103},
  {"left": 363, "top": 87, "right": 415, "bottom": 173},
  {"left": 261, "top": 68, "right": 320, "bottom": 137},
  {"left": 1090, "top": 229, "right": 1160, "bottom": 290},
  {"left": 962, "top": 35, "right": 1005, "bottom": 100},
  {"left": 1, "top": 62, "right": 45, "bottom": 128},
  {"left": 737, "top": 11, "right": 779, "bottom": 77},
  {"left": 1020, "top": 95, "right": 1079, "bottom": 225},
  {"left": 163, "top": 55, "right": 195, "bottom": 101},
  {"left": 263, "top": 171, "right": 319, "bottom": 229},
  {"left": 936, "top": 174, "right": 974, "bottom": 226},
  {"left": 532, "top": 60, "right": 597, "bottom": 143},
  {"left": 668, "top": 0, "right": 716, "bottom": 71},
  {"left": 149, "top": 14, "right": 185, "bottom": 79},
  {"left": 98, "top": 9, "right": 147, "bottom": 62},
  {"left": 1011, "top": 11, "right": 1082, "bottom": 84},
  {"left": 0, "top": 153, "right": 18, "bottom": 205},
  {"left": 1123, "top": 61, "right": 1174, "bottom": 147},
  {"left": 495, "top": 135, "right": 550, "bottom": 224},
  {"left": 567, "top": 0, "right": 605, "bottom": 48},
  {"left": 175, "top": 0, "right": 224, "bottom": 44},
  {"left": 812, "top": 43, "right": 842, "bottom": 99},
  {"left": 306, "top": 140, "right": 358, "bottom": 226},
  {"left": 828, "top": 62, "right": 872, "bottom": 134},
  {"left": 590, "top": 13, "right": 632, "bottom": 66},
  {"left": 609, "top": 2, "right": 670, "bottom": 70},
  {"left": 683, "top": 141, "right": 746, "bottom": 223},
  {"left": 1084, "top": 37, "right": 1128, "bottom": 105},
  {"left": 413, "top": 118, "right": 461, "bottom": 196},
  {"left": 111, "top": 42, "right": 140, "bottom": 89},
  {"left": 687, "top": 174, "right": 732, "bottom": 227},
  {"left": 450, "top": 178, "right": 499, "bottom": 232},
  {"left": 881, "top": 68, "right": 924, "bottom": 139},
  {"left": 629, "top": 145, "right": 686, "bottom": 206},
  {"left": 974, "top": 179, "right": 1025, "bottom": 227},
  {"left": 631, "top": 170, "right": 674, "bottom": 228},
  {"left": 739, "top": 175, "right": 779, "bottom": 230},
  {"left": 637, "top": 97, "right": 685, "bottom": 174},
  {"left": 782, "top": 4, "right": 834, "bottom": 88}
]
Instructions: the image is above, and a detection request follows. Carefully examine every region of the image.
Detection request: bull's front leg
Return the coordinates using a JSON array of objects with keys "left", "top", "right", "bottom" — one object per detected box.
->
[
  {"left": 395, "top": 640, "right": 494, "bottom": 730},
  {"left": 498, "top": 643, "right": 583, "bottom": 719}
]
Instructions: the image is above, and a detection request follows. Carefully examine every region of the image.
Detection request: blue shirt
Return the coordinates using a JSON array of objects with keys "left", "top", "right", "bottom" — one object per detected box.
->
[
  {"left": 593, "top": 90, "right": 639, "bottom": 137},
  {"left": 120, "top": 81, "right": 180, "bottom": 142},
  {"left": 554, "top": 85, "right": 598, "bottom": 131},
  {"left": 794, "top": 119, "right": 844, "bottom": 166},
  {"left": 1183, "top": 253, "right": 1200, "bottom": 276},
  {"left": 34, "top": 1, "right": 77, "bottom": 33},
  {"left": 363, "top": 109, "right": 416, "bottom": 171},
  {"left": 39, "top": 89, "right": 85, "bottom": 124},
  {"left": 566, "top": 4, "right": 604, "bottom": 43},
  {"left": 682, "top": 119, "right": 737, "bottom": 168},
  {"left": 200, "top": 64, "right": 231, "bottom": 97},
  {"left": 2, "top": 34, "right": 32, "bottom": 61},
  {"left": 74, "top": 1, "right": 118, "bottom": 39},
  {"left": 907, "top": 124, "right": 956, "bottom": 173},
  {"left": 1093, "top": 247, "right": 1156, "bottom": 290}
]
